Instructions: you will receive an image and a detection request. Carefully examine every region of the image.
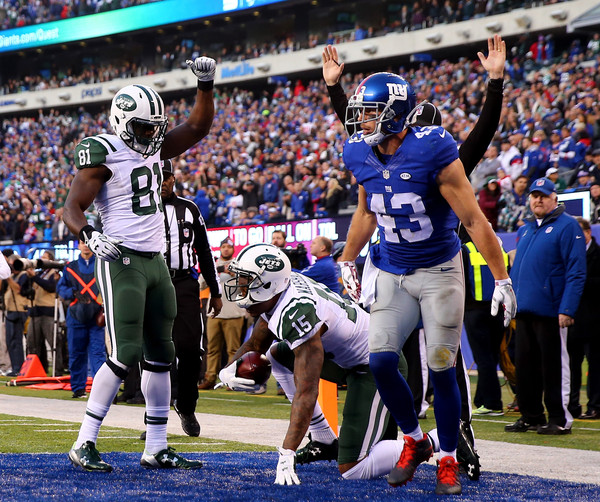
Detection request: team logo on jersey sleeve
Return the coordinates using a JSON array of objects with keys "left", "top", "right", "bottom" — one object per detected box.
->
[
  {"left": 256, "top": 254, "right": 285, "bottom": 271},
  {"left": 114, "top": 94, "right": 136, "bottom": 112}
]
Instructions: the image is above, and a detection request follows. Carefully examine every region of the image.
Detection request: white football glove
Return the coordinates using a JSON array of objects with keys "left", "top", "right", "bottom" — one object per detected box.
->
[
  {"left": 218, "top": 360, "right": 262, "bottom": 393},
  {"left": 491, "top": 278, "right": 517, "bottom": 327},
  {"left": 186, "top": 56, "right": 216, "bottom": 82},
  {"left": 339, "top": 260, "right": 361, "bottom": 303},
  {"left": 274, "top": 447, "right": 300, "bottom": 486},
  {"left": 84, "top": 229, "right": 122, "bottom": 262}
]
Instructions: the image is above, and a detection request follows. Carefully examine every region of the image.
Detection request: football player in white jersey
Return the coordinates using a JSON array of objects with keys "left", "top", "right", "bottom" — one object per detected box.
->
[
  {"left": 218, "top": 243, "right": 478, "bottom": 486},
  {"left": 64, "top": 57, "right": 218, "bottom": 472}
]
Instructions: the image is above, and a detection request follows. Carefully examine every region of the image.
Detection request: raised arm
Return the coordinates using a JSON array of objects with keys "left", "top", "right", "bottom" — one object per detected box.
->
[
  {"left": 161, "top": 57, "right": 216, "bottom": 159},
  {"left": 459, "top": 35, "right": 506, "bottom": 175}
]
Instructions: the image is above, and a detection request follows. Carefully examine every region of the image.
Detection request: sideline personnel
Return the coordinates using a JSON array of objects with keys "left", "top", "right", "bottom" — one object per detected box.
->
[
  {"left": 507, "top": 177, "right": 586, "bottom": 435},
  {"left": 161, "top": 159, "right": 222, "bottom": 436}
]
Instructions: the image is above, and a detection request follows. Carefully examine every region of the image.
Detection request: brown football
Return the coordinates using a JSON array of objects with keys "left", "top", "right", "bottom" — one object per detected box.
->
[{"left": 236, "top": 351, "right": 272, "bottom": 385}]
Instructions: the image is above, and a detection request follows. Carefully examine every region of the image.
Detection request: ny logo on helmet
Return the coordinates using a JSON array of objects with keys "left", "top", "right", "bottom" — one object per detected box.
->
[
  {"left": 386, "top": 83, "right": 408, "bottom": 101},
  {"left": 114, "top": 94, "right": 137, "bottom": 112},
  {"left": 256, "top": 254, "right": 284, "bottom": 271}
]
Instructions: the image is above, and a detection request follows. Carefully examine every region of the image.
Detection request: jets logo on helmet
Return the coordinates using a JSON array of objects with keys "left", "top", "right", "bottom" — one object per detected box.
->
[
  {"left": 256, "top": 255, "right": 284, "bottom": 272},
  {"left": 224, "top": 244, "right": 291, "bottom": 308},
  {"left": 109, "top": 84, "right": 168, "bottom": 158},
  {"left": 114, "top": 94, "right": 137, "bottom": 112},
  {"left": 345, "top": 72, "right": 416, "bottom": 146}
]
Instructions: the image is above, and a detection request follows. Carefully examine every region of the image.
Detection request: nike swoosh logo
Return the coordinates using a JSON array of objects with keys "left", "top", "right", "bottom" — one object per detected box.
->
[
  {"left": 440, "top": 267, "right": 453, "bottom": 272},
  {"left": 576, "top": 236, "right": 582, "bottom": 239},
  {"left": 80, "top": 142, "right": 90, "bottom": 148},
  {"left": 288, "top": 309, "right": 298, "bottom": 319}
]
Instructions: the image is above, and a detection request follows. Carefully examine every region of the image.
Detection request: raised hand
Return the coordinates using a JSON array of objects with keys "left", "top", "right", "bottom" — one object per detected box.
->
[
  {"left": 322, "top": 45, "right": 344, "bottom": 86},
  {"left": 477, "top": 34, "right": 506, "bottom": 80}
]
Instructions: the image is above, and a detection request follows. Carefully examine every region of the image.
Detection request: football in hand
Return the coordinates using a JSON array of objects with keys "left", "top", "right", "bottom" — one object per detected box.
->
[{"left": 236, "top": 351, "right": 272, "bottom": 385}]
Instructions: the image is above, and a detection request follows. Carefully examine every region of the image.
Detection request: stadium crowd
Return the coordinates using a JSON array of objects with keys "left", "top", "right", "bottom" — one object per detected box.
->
[
  {"left": 1, "top": 29, "right": 600, "bottom": 243},
  {"left": 0, "top": 0, "right": 157, "bottom": 30},
  {"left": 0, "top": 0, "right": 573, "bottom": 95}
]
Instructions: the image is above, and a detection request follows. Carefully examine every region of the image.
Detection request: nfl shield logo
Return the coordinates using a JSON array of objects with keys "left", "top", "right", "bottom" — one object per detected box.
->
[
  {"left": 383, "top": 170, "right": 390, "bottom": 179},
  {"left": 183, "top": 228, "right": 190, "bottom": 238},
  {"left": 123, "top": 257, "right": 130, "bottom": 265}
]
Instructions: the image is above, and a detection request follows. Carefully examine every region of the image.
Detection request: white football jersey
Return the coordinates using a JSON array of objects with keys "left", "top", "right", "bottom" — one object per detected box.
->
[
  {"left": 263, "top": 272, "right": 369, "bottom": 369},
  {"left": 74, "top": 134, "right": 164, "bottom": 252}
]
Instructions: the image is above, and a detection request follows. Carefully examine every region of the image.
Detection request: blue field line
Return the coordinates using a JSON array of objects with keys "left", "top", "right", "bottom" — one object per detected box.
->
[{"left": 0, "top": 451, "right": 598, "bottom": 501}]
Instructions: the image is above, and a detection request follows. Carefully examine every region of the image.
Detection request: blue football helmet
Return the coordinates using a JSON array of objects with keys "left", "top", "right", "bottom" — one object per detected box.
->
[{"left": 345, "top": 72, "right": 416, "bottom": 146}]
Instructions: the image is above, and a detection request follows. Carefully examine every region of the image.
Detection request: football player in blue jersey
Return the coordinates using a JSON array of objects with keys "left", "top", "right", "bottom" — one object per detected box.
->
[
  {"left": 324, "top": 36, "right": 508, "bottom": 485},
  {"left": 335, "top": 43, "right": 516, "bottom": 495}
]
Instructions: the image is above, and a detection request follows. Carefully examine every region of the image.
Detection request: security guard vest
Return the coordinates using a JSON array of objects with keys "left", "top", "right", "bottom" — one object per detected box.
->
[{"left": 464, "top": 242, "right": 509, "bottom": 302}]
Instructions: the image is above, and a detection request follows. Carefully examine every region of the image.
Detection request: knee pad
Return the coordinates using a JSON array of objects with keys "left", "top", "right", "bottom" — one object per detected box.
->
[{"left": 106, "top": 357, "right": 130, "bottom": 380}]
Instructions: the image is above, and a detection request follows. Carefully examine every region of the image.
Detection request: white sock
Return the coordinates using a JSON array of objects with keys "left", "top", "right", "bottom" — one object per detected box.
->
[
  {"left": 267, "top": 351, "right": 336, "bottom": 444},
  {"left": 342, "top": 440, "right": 404, "bottom": 480},
  {"left": 141, "top": 363, "right": 171, "bottom": 455},
  {"left": 405, "top": 426, "right": 424, "bottom": 442},
  {"left": 439, "top": 449, "right": 457, "bottom": 461},
  {"left": 75, "top": 362, "right": 123, "bottom": 448},
  {"left": 427, "top": 428, "right": 440, "bottom": 452}
]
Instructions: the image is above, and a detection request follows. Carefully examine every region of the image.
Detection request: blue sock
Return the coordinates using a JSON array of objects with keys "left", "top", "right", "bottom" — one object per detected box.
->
[
  {"left": 370, "top": 352, "right": 419, "bottom": 434},
  {"left": 430, "top": 367, "right": 460, "bottom": 452}
]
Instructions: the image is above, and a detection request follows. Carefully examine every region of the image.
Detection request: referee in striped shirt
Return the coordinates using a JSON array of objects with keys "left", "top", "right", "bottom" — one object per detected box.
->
[{"left": 161, "top": 160, "right": 222, "bottom": 436}]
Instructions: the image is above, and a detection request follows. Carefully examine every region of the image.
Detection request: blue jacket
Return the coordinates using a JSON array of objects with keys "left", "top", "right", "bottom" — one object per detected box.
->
[
  {"left": 296, "top": 255, "right": 341, "bottom": 295},
  {"left": 510, "top": 205, "right": 586, "bottom": 317}
]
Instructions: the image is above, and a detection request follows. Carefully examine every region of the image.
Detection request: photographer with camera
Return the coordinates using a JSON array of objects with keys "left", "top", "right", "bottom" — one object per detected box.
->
[
  {"left": 57, "top": 240, "right": 106, "bottom": 398},
  {"left": 271, "top": 230, "right": 309, "bottom": 270},
  {"left": 2, "top": 253, "right": 30, "bottom": 376},
  {"left": 23, "top": 250, "right": 63, "bottom": 375}
]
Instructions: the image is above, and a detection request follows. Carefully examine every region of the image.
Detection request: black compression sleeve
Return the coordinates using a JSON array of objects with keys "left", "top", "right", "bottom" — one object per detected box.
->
[
  {"left": 327, "top": 83, "right": 356, "bottom": 135},
  {"left": 458, "top": 78, "right": 504, "bottom": 176}
]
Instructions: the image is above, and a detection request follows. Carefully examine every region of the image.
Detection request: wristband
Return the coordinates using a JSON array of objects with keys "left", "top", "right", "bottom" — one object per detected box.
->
[
  {"left": 79, "top": 225, "right": 96, "bottom": 242},
  {"left": 197, "top": 80, "right": 214, "bottom": 91},
  {"left": 495, "top": 278, "right": 512, "bottom": 286}
]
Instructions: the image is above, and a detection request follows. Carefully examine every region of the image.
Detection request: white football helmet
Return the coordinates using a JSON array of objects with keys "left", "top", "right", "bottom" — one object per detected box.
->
[
  {"left": 109, "top": 84, "right": 168, "bottom": 157},
  {"left": 224, "top": 244, "right": 291, "bottom": 308}
]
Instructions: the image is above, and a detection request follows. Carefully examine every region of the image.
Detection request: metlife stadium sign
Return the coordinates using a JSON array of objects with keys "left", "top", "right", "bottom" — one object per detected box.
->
[{"left": 0, "top": 0, "right": 287, "bottom": 53}]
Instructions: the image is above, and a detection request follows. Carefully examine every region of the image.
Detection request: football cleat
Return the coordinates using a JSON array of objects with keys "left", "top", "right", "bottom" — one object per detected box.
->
[
  {"left": 140, "top": 447, "right": 203, "bottom": 469},
  {"left": 296, "top": 434, "right": 339, "bottom": 464},
  {"left": 435, "top": 456, "right": 462, "bottom": 495},
  {"left": 68, "top": 441, "right": 113, "bottom": 472},
  {"left": 457, "top": 421, "right": 480, "bottom": 481},
  {"left": 388, "top": 435, "right": 433, "bottom": 487}
]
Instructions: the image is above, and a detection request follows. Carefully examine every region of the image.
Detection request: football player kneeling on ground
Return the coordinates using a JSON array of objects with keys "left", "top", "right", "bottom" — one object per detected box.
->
[{"left": 218, "top": 243, "right": 479, "bottom": 485}]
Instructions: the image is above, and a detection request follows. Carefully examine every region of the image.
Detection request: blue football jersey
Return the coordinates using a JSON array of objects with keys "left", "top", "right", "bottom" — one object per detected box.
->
[{"left": 343, "top": 126, "right": 461, "bottom": 274}]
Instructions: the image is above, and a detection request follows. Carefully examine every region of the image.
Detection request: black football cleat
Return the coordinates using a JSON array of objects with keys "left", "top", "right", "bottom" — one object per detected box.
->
[
  {"left": 457, "top": 421, "right": 480, "bottom": 481},
  {"left": 296, "top": 434, "right": 338, "bottom": 464}
]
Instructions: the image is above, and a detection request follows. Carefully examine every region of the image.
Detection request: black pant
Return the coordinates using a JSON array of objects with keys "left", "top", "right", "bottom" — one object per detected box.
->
[
  {"left": 170, "top": 276, "right": 203, "bottom": 415},
  {"left": 515, "top": 314, "right": 570, "bottom": 427},
  {"left": 464, "top": 306, "right": 504, "bottom": 410},
  {"left": 567, "top": 326, "right": 600, "bottom": 415}
]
